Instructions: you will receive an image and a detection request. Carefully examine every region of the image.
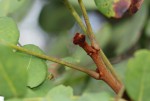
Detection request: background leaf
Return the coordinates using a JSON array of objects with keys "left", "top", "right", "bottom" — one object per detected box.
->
[
  {"left": 111, "top": 4, "right": 148, "bottom": 55},
  {"left": 46, "top": 35, "right": 70, "bottom": 57},
  {"left": 0, "top": 17, "right": 19, "bottom": 44},
  {"left": 77, "top": 92, "right": 111, "bottom": 101},
  {"left": 145, "top": 18, "right": 150, "bottom": 37},
  {"left": 0, "top": 0, "right": 33, "bottom": 20},
  {"left": 125, "top": 50, "right": 150, "bottom": 101},
  {"left": 95, "top": 23, "right": 112, "bottom": 49},
  {"left": 69, "top": 0, "right": 97, "bottom": 10},
  {"left": 39, "top": 2, "right": 74, "bottom": 34},
  {"left": 46, "top": 85, "right": 74, "bottom": 101},
  {"left": 6, "top": 98, "right": 23, "bottom": 101}
]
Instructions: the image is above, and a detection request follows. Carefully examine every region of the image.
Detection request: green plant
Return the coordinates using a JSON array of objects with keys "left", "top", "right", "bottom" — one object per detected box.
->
[{"left": 0, "top": 0, "right": 150, "bottom": 101}]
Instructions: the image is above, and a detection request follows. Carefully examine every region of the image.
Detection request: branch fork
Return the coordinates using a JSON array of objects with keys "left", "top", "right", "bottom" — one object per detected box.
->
[
  {"left": 73, "top": 33, "right": 123, "bottom": 93},
  {"left": 73, "top": 33, "right": 98, "bottom": 56}
]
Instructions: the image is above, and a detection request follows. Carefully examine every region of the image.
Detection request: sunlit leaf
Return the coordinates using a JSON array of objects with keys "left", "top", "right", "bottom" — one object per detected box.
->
[{"left": 125, "top": 50, "right": 150, "bottom": 101}]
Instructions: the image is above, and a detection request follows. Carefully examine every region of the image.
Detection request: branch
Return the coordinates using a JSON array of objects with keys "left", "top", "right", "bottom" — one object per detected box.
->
[
  {"left": 73, "top": 33, "right": 123, "bottom": 94},
  {"left": 78, "top": 0, "right": 122, "bottom": 85},
  {"left": 116, "top": 86, "right": 125, "bottom": 101},
  {"left": 78, "top": 0, "right": 99, "bottom": 50},
  {"left": 0, "top": 40, "right": 99, "bottom": 80},
  {"left": 64, "top": 0, "right": 123, "bottom": 93},
  {"left": 100, "top": 50, "right": 122, "bottom": 83}
]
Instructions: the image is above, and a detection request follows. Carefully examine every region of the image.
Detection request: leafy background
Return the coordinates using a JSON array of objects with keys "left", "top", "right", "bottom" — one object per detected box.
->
[{"left": 0, "top": 0, "right": 150, "bottom": 101}]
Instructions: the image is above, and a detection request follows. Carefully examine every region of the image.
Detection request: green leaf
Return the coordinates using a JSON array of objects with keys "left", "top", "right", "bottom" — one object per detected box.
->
[
  {"left": 18, "top": 44, "right": 48, "bottom": 88},
  {"left": 125, "top": 50, "right": 150, "bottom": 101},
  {"left": 6, "top": 98, "right": 43, "bottom": 101},
  {"left": 0, "top": 0, "right": 32, "bottom": 17},
  {"left": 46, "top": 85, "right": 74, "bottom": 101},
  {"left": 111, "top": 4, "right": 148, "bottom": 54},
  {"left": 78, "top": 92, "right": 112, "bottom": 101},
  {"left": 94, "top": 0, "right": 131, "bottom": 18},
  {"left": 6, "top": 85, "right": 113, "bottom": 101},
  {"left": 0, "top": 45, "right": 27, "bottom": 99},
  {"left": 24, "top": 89, "right": 37, "bottom": 98},
  {"left": 0, "top": 17, "right": 19, "bottom": 44},
  {"left": 39, "top": 2, "right": 74, "bottom": 33},
  {"left": 6, "top": 98, "right": 23, "bottom": 101},
  {"left": 29, "top": 79, "right": 54, "bottom": 97},
  {"left": 84, "top": 78, "right": 114, "bottom": 95},
  {"left": 54, "top": 70, "right": 89, "bottom": 95}
]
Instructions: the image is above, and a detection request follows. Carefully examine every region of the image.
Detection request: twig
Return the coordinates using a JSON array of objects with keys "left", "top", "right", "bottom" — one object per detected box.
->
[
  {"left": 64, "top": 0, "right": 86, "bottom": 33},
  {"left": 116, "top": 86, "right": 125, "bottom": 101},
  {"left": 18, "top": 42, "right": 22, "bottom": 47},
  {"left": 100, "top": 50, "right": 122, "bottom": 83},
  {"left": 78, "top": 0, "right": 99, "bottom": 50},
  {"left": 64, "top": 1, "right": 118, "bottom": 78},
  {"left": 64, "top": 0, "right": 123, "bottom": 93},
  {"left": 73, "top": 33, "right": 123, "bottom": 93},
  {"left": 0, "top": 40, "right": 99, "bottom": 80},
  {"left": 78, "top": 0, "right": 122, "bottom": 89}
]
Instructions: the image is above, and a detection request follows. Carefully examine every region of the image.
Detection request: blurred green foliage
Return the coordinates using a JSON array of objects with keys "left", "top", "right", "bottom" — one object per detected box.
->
[
  {"left": 0, "top": 0, "right": 150, "bottom": 100},
  {"left": 0, "top": 0, "right": 33, "bottom": 20},
  {"left": 39, "top": 2, "right": 75, "bottom": 33},
  {"left": 0, "top": 17, "right": 19, "bottom": 45}
]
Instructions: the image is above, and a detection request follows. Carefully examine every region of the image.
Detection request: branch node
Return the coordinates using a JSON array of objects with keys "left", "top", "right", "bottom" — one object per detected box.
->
[
  {"left": 72, "top": 32, "right": 123, "bottom": 93},
  {"left": 96, "top": 68, "right": 103, "bottom": 80},
  {"left": 91, "top": 45, "right": 100, "bottom": 52},
  {"left": 73, "top": 33, "right": 85, "bottom": 45}
]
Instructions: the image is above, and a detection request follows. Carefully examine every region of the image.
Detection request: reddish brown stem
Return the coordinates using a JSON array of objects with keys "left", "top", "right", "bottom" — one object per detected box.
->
[{"left": 73, "top": 33, "right": 123, "bottom": 94}]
